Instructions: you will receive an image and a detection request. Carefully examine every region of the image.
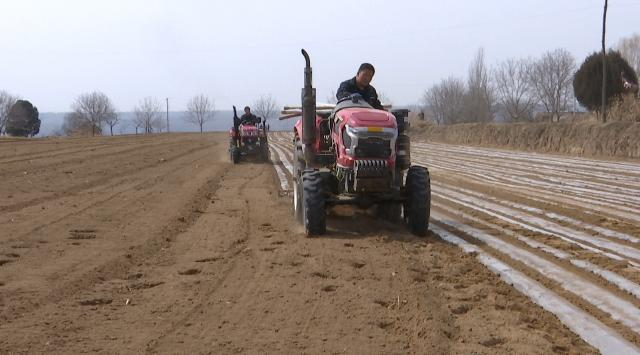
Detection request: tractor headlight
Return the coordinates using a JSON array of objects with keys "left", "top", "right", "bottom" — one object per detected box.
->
[
  {"left": 343, "top": 125, "right": 359, "bottom": 153},
  {"left": 342, "top": 127, "right": 352, "bottom": 148}
]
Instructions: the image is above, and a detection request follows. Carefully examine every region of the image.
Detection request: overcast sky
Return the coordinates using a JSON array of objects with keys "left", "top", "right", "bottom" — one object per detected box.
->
[{"left": 1, "top": 0, "right": 638, "bottom": 112}]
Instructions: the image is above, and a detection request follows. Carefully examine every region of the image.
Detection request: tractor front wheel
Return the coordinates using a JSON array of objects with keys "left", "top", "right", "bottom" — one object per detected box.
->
[
  {"left": 230, "top": 146, "right": 240, "bottom": 164},
  {"left": 301, "top": 170, "right": 326, "bottom": 236}
]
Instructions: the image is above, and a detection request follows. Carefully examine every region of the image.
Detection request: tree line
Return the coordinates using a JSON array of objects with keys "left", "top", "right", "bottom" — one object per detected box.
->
[
  {"left": 0, "top": 91, "right": 279, "bottom": 137},
  {"left": 3, "top": 34, "right": 638, "bottom": 136},
  {"left": 60, "top": 94, "right": 216, "bottom": 136},
  {"left": 422, "top": 33, "right": 640, "bottom": 124},
  {"left": 59, "top": 93, "right": 278, "bottom": 136},
  {"left": 422, "top": 48, "right": 578, "bottom": 124}
]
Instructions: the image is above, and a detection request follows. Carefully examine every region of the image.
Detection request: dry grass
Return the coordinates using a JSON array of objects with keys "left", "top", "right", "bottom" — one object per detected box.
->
[
  {"left": 608, "top": 95, "right": 640, "bottom": 122},
  {"left": 410, "top": 120, "right": 640, "bottom": 159}
]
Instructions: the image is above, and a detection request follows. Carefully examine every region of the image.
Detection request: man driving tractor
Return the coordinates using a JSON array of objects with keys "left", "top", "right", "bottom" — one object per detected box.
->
[
  {"left": 240, "top": 106, "right": 260, "bottom": 124},
  {"left": 336, "top": 63, "right": 384, "bottom": 110}
]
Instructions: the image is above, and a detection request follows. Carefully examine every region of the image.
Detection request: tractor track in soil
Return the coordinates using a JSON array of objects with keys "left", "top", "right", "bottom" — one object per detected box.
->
[
  {"left": 269, "top": 131, "right": 640, "bottom": 354},
  {"left": 1, "top": 131, "right": 634, "bottom": 354},
  {"left": 0, "top": 142, "right": 212, "bottom": 215}
]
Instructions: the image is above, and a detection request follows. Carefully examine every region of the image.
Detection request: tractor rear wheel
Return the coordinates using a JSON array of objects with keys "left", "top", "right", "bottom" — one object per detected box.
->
[
  {"left": 404, "top": 166, "right": 431, "bottom": 236},
  {"left": 260, "top": 140, "right": 270, "bottom": 162},
  {"left": 301, "top": 169, "right": 326, "bottom": 236}
]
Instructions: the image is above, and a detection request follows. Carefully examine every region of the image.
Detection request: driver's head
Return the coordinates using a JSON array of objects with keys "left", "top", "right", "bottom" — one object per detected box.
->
[
  {"left": 244, "top": 106, "right": 251, "bottom": 114},
  {"left": 356, "top": 63, "right": 375, "bottom": 88}
]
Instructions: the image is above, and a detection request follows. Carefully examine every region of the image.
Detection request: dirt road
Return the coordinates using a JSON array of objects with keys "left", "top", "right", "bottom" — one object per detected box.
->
[{"left": 0, "top": 132, "right": 637, "bottom": 354}]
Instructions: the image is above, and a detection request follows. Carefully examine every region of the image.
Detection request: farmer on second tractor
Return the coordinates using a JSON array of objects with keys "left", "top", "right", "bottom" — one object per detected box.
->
[
  {"left": 336, "top": 63, "right": 384, "bottom": 110},
  {"left": 240, "top": 106, "right": 260, "bottom": 125}
]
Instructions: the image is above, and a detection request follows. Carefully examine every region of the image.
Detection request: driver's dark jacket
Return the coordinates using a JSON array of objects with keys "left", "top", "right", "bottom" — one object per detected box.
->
[
  {"left": 240, "top": 113, "right": 259, "bottom": 125},
  {"left": 336, "top": 77, "right": 383, "bottom": 110}
]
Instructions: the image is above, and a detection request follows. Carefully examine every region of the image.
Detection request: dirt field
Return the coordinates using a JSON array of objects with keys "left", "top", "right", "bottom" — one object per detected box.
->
[{"left": 1, "top": 132, "right": 638, "bottom": 354}]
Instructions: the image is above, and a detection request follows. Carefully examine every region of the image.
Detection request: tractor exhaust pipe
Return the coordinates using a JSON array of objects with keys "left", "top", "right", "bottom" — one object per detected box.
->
[
  {"left": 301, "top": 49, "right": 316, "bottom": 149},
  {"left": 232, "top": 105, "right": 239, "bottom": 131}
]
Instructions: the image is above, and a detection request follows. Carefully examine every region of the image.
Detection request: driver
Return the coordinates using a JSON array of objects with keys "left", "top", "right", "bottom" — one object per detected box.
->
[
  {"left": 336, "top": 63, "right": 384, "bottom": 110},
  {"left": 240, "top": 106, "right": 259, "bottom": 124}
]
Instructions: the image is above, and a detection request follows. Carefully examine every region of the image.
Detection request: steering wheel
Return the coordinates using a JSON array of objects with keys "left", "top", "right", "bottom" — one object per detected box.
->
[{"left": 336, "top": 93, "right": 363, "bottom": 105}]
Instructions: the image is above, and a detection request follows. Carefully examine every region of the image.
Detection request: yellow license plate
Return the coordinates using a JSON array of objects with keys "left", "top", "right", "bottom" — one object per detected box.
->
[{"left": 367, "top": 127, "right": 383, "bottom": 132}]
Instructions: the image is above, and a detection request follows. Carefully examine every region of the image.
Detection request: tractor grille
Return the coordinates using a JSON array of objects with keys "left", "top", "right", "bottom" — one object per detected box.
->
[
  {"left": 354, "top": 137, "right": 391, "bottom": 158},
  {"left": 353, "top": 159, "right": 391, "bottom": 192},
  {"left": 354, "top": 159, "right": 389, "bottom": 178}
]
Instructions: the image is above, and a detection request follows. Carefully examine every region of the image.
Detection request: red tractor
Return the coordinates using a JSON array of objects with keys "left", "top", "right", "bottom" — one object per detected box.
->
[
  {"left": 229, "top": 106, "right": 269, "bottom": 163},
  {"left": 290, "top": 49, "right": 430, "bottom": 236}
]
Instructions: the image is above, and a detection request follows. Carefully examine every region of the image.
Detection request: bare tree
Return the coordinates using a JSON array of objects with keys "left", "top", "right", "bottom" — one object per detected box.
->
[
  {"left": 529, "top": 48, "right": 576, "bottom": 122},
  {"left": 422, "top": 77, "right": 466, "bottom": 125},
  {"left": 0, "top": 90, "right": 19, "bottom": 135},
  {"left": 134, "top": 97, "right": 163, "bottom": 134},
  {"left": 464, "top": 48, "right": 495, "bottom": 122},
  {"left": 494, "top": 58, "right": 537, "bottom": 121},
  {"left": 70, "top": 91, "right": 117, "bottom": 136},
  {"left": 252, "top": 94, "right": 278, "bottom": 123},
  {"left": 62, "top": 112, "right": 91, "bottom": 136},
  {"left": 616, "top": 33, "right": 640, "bottom": 84},
  {"left": 422, "top": 87, "right": 443, "bottom": 125},
  {"left": 185, "top": 94, "right": 215, "bottom": 132},
  {"left": 132, "top": 118, "right": 142, "bottom": 135},
  {"left": 105, "top": 113, "right": 120, "bottom": 136},
  {"left": 440, "top": 78, "right": 467, "bottom": 124}
]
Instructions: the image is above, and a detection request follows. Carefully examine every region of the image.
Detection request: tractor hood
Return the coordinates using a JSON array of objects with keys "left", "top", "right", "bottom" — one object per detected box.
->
[{"left": 337, "top": 108, "right": 397, "bottom": 130}]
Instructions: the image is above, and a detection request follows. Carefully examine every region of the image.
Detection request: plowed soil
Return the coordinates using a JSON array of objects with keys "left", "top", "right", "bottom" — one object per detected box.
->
[{"left": 0, "top": 133, "right": 606, "bottom": 354}]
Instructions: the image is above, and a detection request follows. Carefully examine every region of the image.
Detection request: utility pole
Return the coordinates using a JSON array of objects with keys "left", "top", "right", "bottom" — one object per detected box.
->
[
  {"left": 166, "top": 98, "right": 170, "bottom": 133},
  {"left": 601, "top": 0, "right": 608, "bottom": 123}
]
